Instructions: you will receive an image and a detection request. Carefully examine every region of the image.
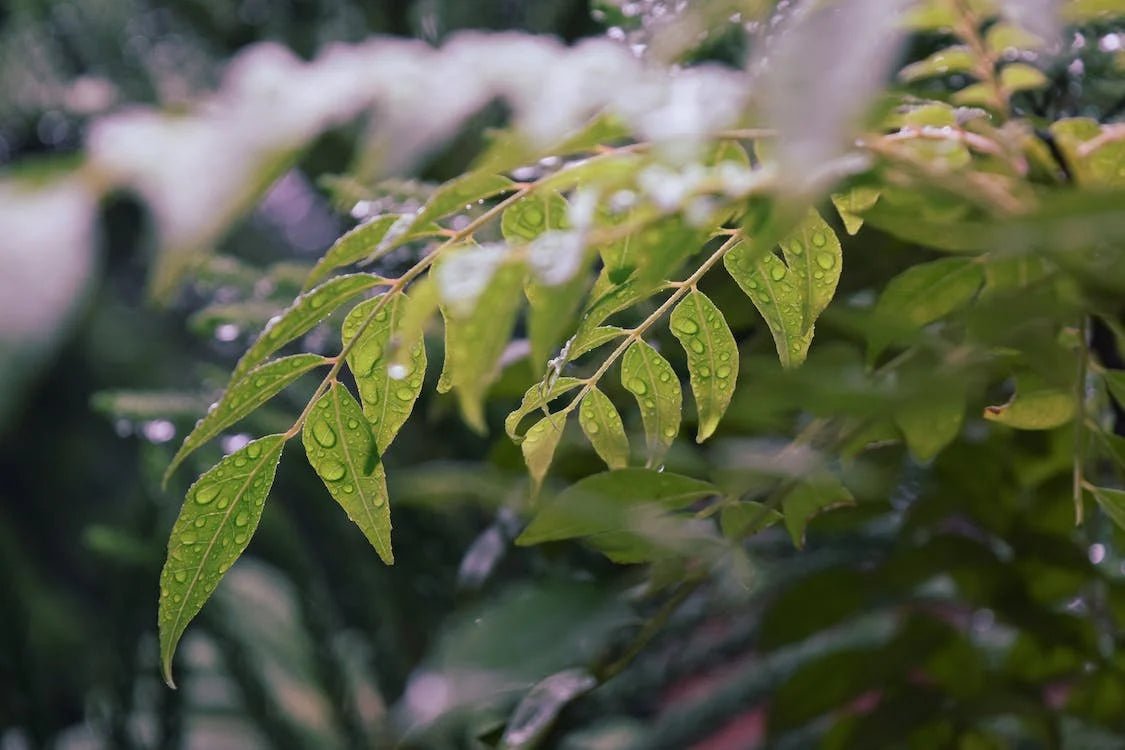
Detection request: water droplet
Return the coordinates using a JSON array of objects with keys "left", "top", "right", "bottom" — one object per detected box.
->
[
  {"left": 745, "top": 278, "right": 758, "bottom": 289},
  {"left": 585, "top": 421, "right": 600, "bottom": 434},
  {"left": 716, "top": 365, "right": 732, "bottom": 378},
  {"left": 689, "top": 339, "right": 705, "bottom": 354},
  {"left": 195, "top": 484, "right": 220, "bottom": 505},
  {"left": 320, "top": 460, "right": 346, "bottom": 481},
  {"left": 216, "top": 497, "right": 230, "bottom": 510},
  {"left": 816, "top": 252, "right": 836, "bottom": 270},
  {"left": 174, "top": 571, "right": 187, "bottom": 583},
  {"left": 523, "top": 206, "right": 544, "bottom": 226},
  {"left": 787, "top": 239, "right": 803, "bottom": 255},
  {"left": 343, "top": 484, "right": 355, "bottom": 494},
  {"left": 663, "top": 427, "right": 676, "bottom": 438},
  {"left": 699, "top": 366, "right": 711, "bottom": 377},
  {"left": 374, "top": 308, "right": 389, "bottom": 322},
  {"left": 396, "top": 387, "right": 414, "bottom": 401},
  {"left": 194, "top": 518, "right": 206, "bottom": 528},
  {"left": 676, "top": 318, "right": 699, "bottom": 334},
  {"left": 234, "top": 533, "right": 248, "bottom": 545},
  {"left": 347, "top": 418, "right": 359, "bottom": 429},
  {"left": 234, "top": 511, "right": 250, "bottom": 527},
  {"left": 628, "top": 378, "right": 648, "bottom": 395},
  {"left": 352, "top": 344, "right": 382, "bottom": 375},
  {"left": 811, "top": 231, "right": 827, "bottom": 248},
  {"left": 659, "top": 371, "right": 671, "bottom": 382},
  {"left": 246, "top": 442, "right": 262, "bottom": 459},
  {"left": 310, "top": 293, "right": 327, "bottom": 309},
  {"left": 769, "top": 264, "right": 786, "bottom": 281},
  {"left": 233, "top": 456, "right": 247, "bottom": 468},
  {"left": 372, "top": 494, "right": 386, "bottom": 507},
  {"left": 312, "top": 421, "right": 337, "bottom": 447}
]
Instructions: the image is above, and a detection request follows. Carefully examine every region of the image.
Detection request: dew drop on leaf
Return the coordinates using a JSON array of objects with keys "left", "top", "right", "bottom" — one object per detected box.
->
[
  {"left": 194, "top": 484, "right": 220, "bottom": 505},
  {"left": 312, "top": 420, "right": 337, "bottom": 448}
]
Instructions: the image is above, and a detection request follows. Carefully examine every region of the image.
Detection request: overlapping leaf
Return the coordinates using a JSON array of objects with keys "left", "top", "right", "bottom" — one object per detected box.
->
[
  {"left": 159, "top": 434, "right": 286, "bottom": 686},
  {"left": 724, "top": 240, "right": 813, "bottom": 368},
  {"left": 303, "top": 382, "right": 393, "bottom": 564},
  {"left": 578, "top": 386, "right": 630, "bottom": 470},
  {"left": 521, "top": 415, "right": 568, "bottom": 495},
  {"left": 621, "top": 340, "right": 682, "bottom": 467},
  {"left": 670, "top": 290, "right": 739, "bottom": 443},
  {"left": 780, "top": 209, "right": 842, "bottom": 332},
  {"left": 506, "top": 377, "right": 585, "bottom": 440},
  {"left": 411, "top": 172, "right": 514, "bottom": 230}
]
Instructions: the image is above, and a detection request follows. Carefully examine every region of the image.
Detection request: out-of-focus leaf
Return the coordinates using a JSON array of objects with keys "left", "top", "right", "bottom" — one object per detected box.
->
[
  {"left": 894, "top": 383, "right": 966, "bottom": 462},
  {"left": 164, "top": 354, "right": 327, "bottom": 484},
  {"left": 231, "top": 274, "right": 383, "bottom": 380},
  {"left": 831, "top": 187, "right": 880, "bottom": 235},
  {"left": 725, "top": 239, "right": 813, "bottom": 368},
  {"left": 621, "top": 340, "right": 682, "bottom": 467},
  {"left": 342, "top": 294, "right": 427, "bottom": 451},
  {"left": 1000, "top": 62, "right": 1049, "bottom": 92},
  {"left": 782, "top": 475, "right": 855, "bottom": 548},
  {"left": 521, "top": 415, "right": 567, "bottom": 496},
  {"left": 159, "top": 434, "right": 285, "bottom": 686},
  {"left": 303, "top": 382, "right": 393, "bottom": 564},
  {"left": 91, "top": 390, "right": 210, "bottom": 420},
  {"left": 1106, "top": 370, "right": 1125, "bottom": 407},
  {"left": 500, "top": 668, "right": 597, "bottom": 749},
  {"left": 670, "top": 290, "right": 738, "bottom": 442},
  {"left": 899, "top": 46, "right": 975, "bottom": 82},
  {"left": 984, "top": 375, "right": 1075, "bottom": 429},
  {"left": 720, "top": 501, "right": 783, "bottom": 538},
  {"left": 579, "top": 386, "right": 630, "bottom": 470},
  {"left": 505, "top": 377, "right": 584, "bottom": 440},
  {"left": 1090, "top": 486, "right": 1125, "bottom": 531},
  {"left": 412, "top": 172, "right": 514, "bottom": 230}
]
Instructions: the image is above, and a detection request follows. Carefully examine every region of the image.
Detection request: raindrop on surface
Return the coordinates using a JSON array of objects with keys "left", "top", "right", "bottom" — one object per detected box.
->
[
  {"left": 194, "top": 484, "right": 220, "bottom": 505},
  {"left": 676, "top": 318, "right": 699, "bottom": 334},
  {"left": 628, "top": 378, "right": 648, "bottom": 395},
  {"left": 312, "top": 420, "right": 337, "bottom": 448},
  {"left": 388, "top": 363, "right": 409, "bottom": 380},
  {"left": 319, "top": 460, "right": 346, "bottom": 481}
]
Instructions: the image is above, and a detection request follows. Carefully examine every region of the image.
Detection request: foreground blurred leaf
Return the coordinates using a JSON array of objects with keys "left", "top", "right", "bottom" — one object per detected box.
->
[
  {"left": 1091, "top": 486, "right": 1125, "bottom": 532},
  {"left": 782, "top": 475, "right": 855, "bottom": 548},
  {"left": 159, "top": 434, "right": 285, "bottom": 686},
  {"left": 303, "top": 382, "right": 393, "bottom": 564},
  {"left": 500, "top": 668, "right": 597, "bottom": 749}
]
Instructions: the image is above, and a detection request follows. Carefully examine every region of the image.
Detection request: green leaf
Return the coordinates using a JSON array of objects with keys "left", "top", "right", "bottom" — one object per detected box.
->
[
  {"left": 304, "top": 215, "right": 397, "bottom": 290},
  {"left": 894, "top": 384, "right": 966, "bottom": 462},
  {"left": 1000, "top": 63, "right": 1048, "bottom": 93},
  {"left": 231, "top": 274, "right": 384, "bottom": 380},
  {"left": 831, "top": 187, "right": 880, "bottom": 235},
  {"left": 1106, "top": 370, "right": 1125, "bottom": 407},
  {"left": 569, "top": 325, "right": 627, "bottom": 360},
  {"left": 985, "top": 23, "right": 1046, "bottom": 54},
  {"left": 342, "top": 294, "right": 427, "bottom": 452},
  {"left": 869, "top": 258, "right": 984, "bottom": 361},
  {"left": 388, "top": 277, "right": 440, "bottom": 374},
  {"left": 782, "top": 476, "right": 855, "bottom": 548},
  {"left": 159, "top": 434, "right": 286, "bottom": 687},
  {"left": 983, "top": 376, "right": 1075, "bottom": 430},
  {"left": 502, "top": 191, "right": 569, "bottom": 243},
  {"left": 720, "top": 502, "right": 783, "bottom": 538},
  {"left": 440, "top": 257, "right": 525, "bottom": 432},
  {"left": 538, "top": 152, "right": 644, "bottom": 193},
  {"left": 670, "top": 290, "right": 739, "bottom": 443},
  {"left": 724, "top": 239, "right": 813, "bottom": 368},
  {"left": 303, "top": 382, "right": 393, "bottom": 564},
  {"left": 578, "top": 386, "right": 630, "bottom": 470},
  {"left": 521, "top": 415, "right": 567, "bottom": 496},
  {"left": 899, "top": 46, "right": 976, "bottom": 82},
  {"left": 573, "top": 277, "right": 654, "bottom": 344},
  {"left": 164, "top": 354, "right": 327, "bottom": 484},
  {"left": 780, "top": 209, "right": 842, "bottom": 333},
  {"left": 1090, "top": 486, "right": 1125, "bottom": 532},
  {"left": 515, "top": 469, "right": 716, "bottom": 561},
  {"left": 621, "top": 340, "right": 682, "bottom": 467},
  {"left": 412, "top": 172, "right": 514, "bottom": 229},
  {"left": 505, "top": 377, "right": 585, "bottom": 441}
]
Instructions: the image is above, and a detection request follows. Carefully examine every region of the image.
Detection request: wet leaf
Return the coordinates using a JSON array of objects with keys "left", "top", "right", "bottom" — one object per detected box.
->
[
  {"left": 724, "top": 239, "right": 813, "bottom": 368},
  {"left": 573, "top": 277, "right": 654, "bottom": 345},
  {"left": 782, "top": 475, "right": 855, "bottom": 548},
  {"left": 412, "top": 172, "right": 514, "bottom": 229},
  {"left": 304, "top": 215, "right": 397, "bottom": 290},
  {"left": 621, "top": 340, "right": 682, "bottom": 467},
  {"left": 303, "top": 382, "right": 393, "bottom": 564},
  {"left": 506, "top": 377, "right": 584, "bottom": 441},
  {"left": 579, "top": 387, "right": 630, "bottom": 470},
  {"left": 831, "top": 187, "right": 880, "bottom": 235},
  {"left": 342, "top": 294, "right": 427, "bottom": 451},
  {"left": 159, "top": 434, "right": 286, "bottom": 686},
  {"left": 232, "top": 274, "right": 383, "bottom": 380},
  {"left": 670, "top": 290, "right": 739, "bottom": 442},
  {"left": 164, "top": 354, "right": 327, "bottom": 484},
  {"left": 569, "top": 325, "right": 627, "bottom": 361},
  {"left": 521, "top": 415, "right": 567, "bottom": 496},
  {"left": 869, "top": 257, "right": 984, "bottom": 360}
]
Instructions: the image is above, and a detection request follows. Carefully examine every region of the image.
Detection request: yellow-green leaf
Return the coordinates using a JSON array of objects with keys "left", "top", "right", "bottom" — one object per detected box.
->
[
  {"left": 670, "top": 290, "right": 738, "bottom": 443},
  {"left": 1000, "top": 63, "right": 1048, "bottom": 93},
  {"left": 831, "top": 187, "right": 880, "bottom": 235},
  {"left": 983, "top": 376, "right": 1075, "bottom": 430},
  {"left": 164, "top": 354, "right": 327, "bottom": 484},
  {"left": 899, "top": 45, "right": 976, "bottom": 82},
  {"left": 232, "top": 274, "right": 384, "bottom": 380},
  {"left": 159, "top": 434, "right": 286, "bottom": 687},
  {"left": 412, "top": 172, "right": 514, "bottom": 229},
  {"left": 521, "top": 415, "right": 567, "bottom": 496},
  {"left": 342, "top": 294, "right": 427, "bottom": 452},
  {"left": 894, "top": 385, "right": 966, "bottom": 461},
  {"left": 621, "top": 340, "right": 682, "bottom": 467},
  {"left": 724, "top": 240, "right": 813, "bottom": 369},
  {"left": 578, "top": 387, "right": 630, "bottom": 470},
  {"left": 303, "top": 382, "right": 393, "bottom": 564},
  {"left": 720, "top": 502, "right": 783, "bottom": 539},
  {"left": 782, "top": 475, "right": 855, "bottom": 549},
  {"left": 505, "top": 377, "right": 585, "bottom": 441},
  {"left": 569, "top": 325, "right": 627, "bottom": 361},
  {"left": 779, "top": 209, "right": 842, "bottom": 333}
]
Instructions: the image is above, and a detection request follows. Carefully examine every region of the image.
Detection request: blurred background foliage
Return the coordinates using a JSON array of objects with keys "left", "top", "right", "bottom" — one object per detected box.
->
[{"left": 2, "top": 1, "right": 1125, "bottom": 749}]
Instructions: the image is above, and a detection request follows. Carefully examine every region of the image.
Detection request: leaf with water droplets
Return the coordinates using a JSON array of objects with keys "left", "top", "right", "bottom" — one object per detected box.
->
[
  {"left": 505, "top": 377, "right": 584, "bottom": 441},
  {"left": 572, "top": 277, "right": 652, "bottom": 347},
  {"left": 621, "top": 340, "right": 682, "bottom": 467},
  {"left": 303, "top": 382, "right": 393, "bottom": 564},
  {"left": 670, "top": 290, "right": 739, "bottom": 443},
  {"left": 521, "top": 415, "right": 567, "bottom": 496},
  {"left": 304, "top": 215, "right": 397, "bottom": 290},
  {"left": 232, "top": 274, "right": 384, "bottom": 381},
  {"left": 342, "top": 294, "right": 427, "bottom": 452},
  {"left": 782, "top": 475, "right": 854, "bottom": 549},
  {"left": 568, "top": 325, "right": 627, "bottom": 361},
  {"left": 868, "top": 257, "right": 984, "bottom": 361},
  {"left": 780, "top": 209, "right": 842, "bottom": 333},
  {"left": 724, "top": 239, "right": 813, "bottom": 369},
  {"left": 441, "top": 260, "right": 526, "bottom": 432},
  {"left": 503, "top": 192, "right": 589, "bottom": 372},
  {"left": 159, "top": 433, "right": 285, "bottom": 687},
  {"left": 412, "top": 172, "right": 514, "bottom": 230},
  {"left": 831, "top": 187, "right": 880, "bottom": 235},
  {"left": 579, "top": 387, "right": 629, "bottom": 470},
  {"left": 164, "top": 354, "right": 328, "bottom": 485}
]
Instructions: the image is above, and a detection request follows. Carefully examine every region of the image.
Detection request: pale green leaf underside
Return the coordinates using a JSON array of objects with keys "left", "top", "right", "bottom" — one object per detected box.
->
[
  {"left": 506, "top": 376, "right": 584, "bottom": 441},
  {"left": 831, "top": 187, "right": 880, "bottom": 235},
  {"left": 670, "top": 290, "right": 738, "bottom": 443},
  {"left": 724, "top": 240, "right": 813, "bottom": 368},
  {"left": 164, "top": 353, "right": 328, "bottom": 484},
  {"left": 780, "top": 209, "right": 842, "bottom": 333},
  {"left": 522, "top": 415, "right": 568, "bottom": 495},
  {"left": 578, "top": 386, "right": 630, "bottom": 470},
  {"left": 621, "top": 340, "right": 682, "bottom": 467},
  {"left": 232, "top": 273, "right": 384, "bottom": 380},
  {"left": 159, "top": 433, "right": 285, "bottom": 687},
  {"left": 342, "top": 294, "right": 427, "bottom": 452},
  {"left": 303, "top": 382, "right": 393, "bottom": 564}
]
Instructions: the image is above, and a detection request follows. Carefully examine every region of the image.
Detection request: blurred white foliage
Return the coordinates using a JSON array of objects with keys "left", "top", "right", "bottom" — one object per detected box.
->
[
  {"left": 435, "top": 243, "right": 508, "bottom": 314},
  {"left": 1001, "top": 0, "right": 1062, "bottom": 43}
]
